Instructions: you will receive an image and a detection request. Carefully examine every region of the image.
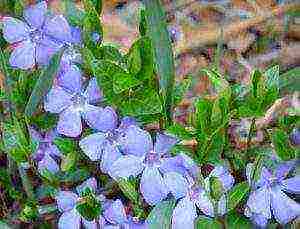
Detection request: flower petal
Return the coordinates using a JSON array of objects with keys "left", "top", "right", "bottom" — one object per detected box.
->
[
  {"left": 245, "top": 187, "right": 271, "bottom": 220},
  {"left": 23, "top": 1, "right": 47, "bottom": 29},
  {"left": 110, "top": 155, "right": 144, "bottom": 179},
  {"left": 28, "top": 126, "right": 42, "bottom": 142},
  {"left": 195, "top": 189, "right": 214, "bottom": 217},
  {"left": 38, "top": 154, "right": 59, "bottom": 174},
  {"left": 84, "top": 77, "right": 102, "bottom": 104},
  {"left": 119, "top": 125, "right": 152, "bottom": 157},
  {"left": 82, "top": 218, "right": 97, "bottom": 229},
  {"left": 2, "top": 17, "right": 29, "bottom": 43},
  {"left": 76, "top": 177, "right": 98, "bottom": 195},
  {"left": 154, "top": 133, "right": 178, "bottom": 155},
  {"left": 210, "top": 166, "right": 235, "bottom": 191},
  {"left": 57, "top": 107, "right": 82, "bottom": 137},
  {"left": 44, "top": 87, "right": 72, "bottom": 113},
  {"left": 163, "top": 172, "right": 189, "bottom": 199},
  {"left": 172, "top": 197, "right": 197, "bottom": 229},
  {"left": 103, "top": 199, "right": 126, "bottom": 224},
  {"left": 55, "top": 191, "right": 78, "bottom": 212},
  {"left": 270, "top": 186, "right": 300, "bottom": 225},
  {"left": 281, "top": 176, "right": 300, "bottom": 194},
  {"left": 9, "top": 40, "right": 35, "bottom": 70},
  {"left": 45, "top": 144, "right": 62, "bottom": 158},
  {"left": 35, "top": 37, "right": 62, "bottom": 66},
  {"left": 79, "top": 132, "right": 106, "bottom": 161},
  {"left": 140, "top": 167, "right": 168, "bottom": 205},
  {"left": 44, "top": 15, "right": 72, "bottom": 42},
  {"left": 57, "top": 65, "right": 82, "bottom": 94},
  {"left": 82, "top": 106, "right": 118, "bottom": 133},
  {"left": 58, "top": 208, "right": 81, "bottom": 229},
  {"left": 246, "top": 163, "right": 272, "bottom": 188},
  {"left": 100, "top": 144, "right": 122, "bottom": 174}
]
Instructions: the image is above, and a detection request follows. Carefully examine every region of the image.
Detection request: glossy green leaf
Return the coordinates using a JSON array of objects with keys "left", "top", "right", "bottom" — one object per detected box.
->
[
  {"left": 118, "top": 179, "right": 139, "bottom": 204},
  {"left": 53, "top": 137, "right": 77, "bottom": 155},
  {"left": 146, "top": 199, "right": 176, "bottom": 229},
  {"left": 61, "top": 152, "right": 77, "bottom": 172},
  {"left": 144, "top": 0, "right": 175, "bottom": 125},
  {"left": 272, "top": 129, "right": 296, "bottom": 160},
  {"left": 166, "top": 122, "right": 194, "bottom": 140},
  {"left": 113, "top": 72, "right": 141, "bottom": 94},
  {"left": 264, "top": 65, "right": 279, "bottom": 90},
  {"left": 195, "top": 98, "right": 213, "bottom": 134},
  {"left": 24, "top": 51, "right": 62, "bottom": 117},
  {"left": 76, "top": 187, "right": 102, "bottom": 221},
  {"left": 227, "top": 181, "right": 250, "bottom": 212},
  {"left": 120, "top": 89, "right": 163, "bottom": 116},
  {"left": 196, "top": 217, "right": 222, "bottom": 229},
  {"left": 226, "top": 212, "right": 252, "bottom": 229},
  {"left": 173, "top": 76, "right": 192, "bottom": 106}
]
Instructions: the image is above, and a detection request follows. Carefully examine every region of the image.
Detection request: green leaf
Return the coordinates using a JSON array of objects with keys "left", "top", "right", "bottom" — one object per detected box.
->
[
  {"left": 251, "top": 69, "right": 264, "bottom": 99},
  {"left": 196, "top": 217, "right": 222, "bottom": 229},
  {"left": 120, "top": 89, "right": 163, "bottom": 116},
  {"left": 144, "top": 0, "right": 175, "bottom": 125},
  {"left": 227, "top": 181, "right": 250, "bottom": 212},
  {"left": 226, "top": 212, "right": 252, "bottom": 229},
  {"left": 113, "top": 72, "right": 141, "bottom": 94},
  {"left": 82, "top": 0, "right": 103, "bottom": 51},
  {"left": 166, "top": 122, "right": 194, "bottom": 140},
  {"left": 24, "top": 51, "right": 62, "bottom": 117},
  {"left": 98, "top": 45, "right": 123, "bottom": 64},
  {"left": 76, "top": 187, "right": 102, "bottom": 221},
  {"left": 118, "top": 179, "right": 139, "bottom": 204},
  {"left": 272, "top": 129, "right": 296, "bottom": 160},
  {"left": 264, "top": 65, "right": 279, "bottom": 90},
  {"left": 209, "top": 176, "right": 224, "bottom": 201},
  {"left": 91, "top": 0, "right": 102, "bottom": 14},
  {"left": 61, "top": 152, "right": 77, "bottom": 172},
  {"left": 53, "top": 137, "right": 77, "bottom": 155},
  {"left": 127, "top": 37, "right": 154, "bottom": 80},
  {"left": 139, "top": 9, "right": 147, "bottom": 36},
  {"left": 173, "top": 76, "right": 192, "bottom": 106},
  {"left": 279, "top": 67, "right": 300, "bottom": 94},
  {"left": 63, "top": 0, "right": 86, "bottom": 26},
  {"left": 146, "top": 199, "right": 176, "bottom": 229},
  {"left": 195, "top": 98, "right": 213, "bottom": 134}
]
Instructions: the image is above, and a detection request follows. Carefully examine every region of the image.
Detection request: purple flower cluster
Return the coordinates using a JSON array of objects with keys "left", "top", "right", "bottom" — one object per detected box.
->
[
  {"left": 55, "top": 177, "right": 147, "bottom": 229},
  {"left": 3, "top": 2, "right": 299, "bottom": 228}
]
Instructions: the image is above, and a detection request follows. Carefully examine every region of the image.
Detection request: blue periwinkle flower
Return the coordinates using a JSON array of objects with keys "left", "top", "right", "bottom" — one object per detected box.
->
[
  {"left": 44, "top": 66, "right": 106, "bottom": 137},
  {"left": 244, "top": 161, "right": 300, "bottom": 227},
  {"left": 2, "top": 1, "right": 73, "bottom": 69}
]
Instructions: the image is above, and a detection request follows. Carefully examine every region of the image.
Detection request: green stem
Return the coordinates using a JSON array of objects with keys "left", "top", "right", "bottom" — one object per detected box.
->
[{"left": 18, "top": 165, "right": 35, "bottom": 200}]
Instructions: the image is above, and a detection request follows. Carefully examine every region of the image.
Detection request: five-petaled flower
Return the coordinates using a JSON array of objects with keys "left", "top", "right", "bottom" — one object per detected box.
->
[
  {"left": 171, "top": 166, "right": 234, "bottom": 229},
  {"left": 244, "top": 161, "right": 300, "bottom": 227},
  {"left": 44, "top": 65, "right": 106, "bottom": 137},
  {"left": 2, "top": 1, "right": 73, "bottom": 69}
]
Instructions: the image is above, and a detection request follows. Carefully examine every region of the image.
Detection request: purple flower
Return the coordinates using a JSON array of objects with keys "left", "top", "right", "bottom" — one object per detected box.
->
[
  {"left": 29, "top": 127, "right": 61, "bottom": 174},
  {"left": 56, "top": 177, "right": 145, "bottom": 229},
  {"left": 244, "top": 161, "right": 300, "bottom": 227},
  {"left": 109, "top": 126, "right": 186, "bottom": 205},
  {"left": 79, "top": 116, "right": 138, "bottom": 174},
  {"left": 2, "top": 1, "right": 73, "bottom": 69},
  {"left": 44, "top": 66, "right": 106, "bottom": 137},
  {"left": 171, "top": 166, "right": 234, "bottom": 229}
]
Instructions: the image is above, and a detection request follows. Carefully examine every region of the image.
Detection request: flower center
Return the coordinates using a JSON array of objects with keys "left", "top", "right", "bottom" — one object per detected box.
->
[
  {"left": 62, "top": 46, "right": 82, "bottom": 65},
  {"left": 29, "top": 29, "right": 44, "bottom": 43},
  {"left": 71, "top": 92, "right": 87, "bottom": 111},
  {"left": 144, "top": 151, "right": 161, "bottom": 166}
]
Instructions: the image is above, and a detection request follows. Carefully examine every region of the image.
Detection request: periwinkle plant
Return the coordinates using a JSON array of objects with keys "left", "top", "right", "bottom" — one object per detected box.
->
[{"left": 0, "top": 1, "right": 299, "bottom": 229}]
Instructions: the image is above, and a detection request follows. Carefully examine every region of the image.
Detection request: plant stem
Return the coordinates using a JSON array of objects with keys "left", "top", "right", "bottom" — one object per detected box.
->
[{"left": 18, "top": 165, "right": 35, "bottom": 200}]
